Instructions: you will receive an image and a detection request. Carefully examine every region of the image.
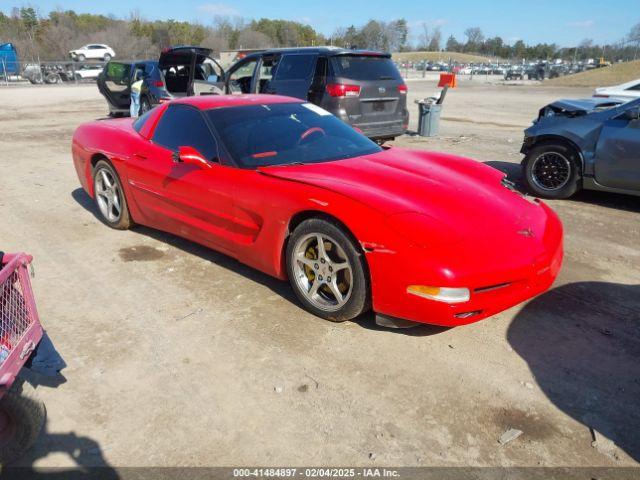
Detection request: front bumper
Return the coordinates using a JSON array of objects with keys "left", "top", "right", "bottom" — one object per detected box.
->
[{"left": 366, "top": 206, "right": 564, "bottom": 327}]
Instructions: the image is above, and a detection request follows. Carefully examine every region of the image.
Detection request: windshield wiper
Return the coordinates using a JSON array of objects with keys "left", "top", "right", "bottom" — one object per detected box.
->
[{"left": 262, "top": 161, "right": 307, "bottom": 168}]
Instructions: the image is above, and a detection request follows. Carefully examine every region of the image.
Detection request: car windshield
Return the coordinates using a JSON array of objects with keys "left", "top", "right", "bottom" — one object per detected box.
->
[
  {"left": 205, "top": 103, "right": 382, "bottom": 168},
  {"left": 331, "top": 55, "right": 401, "bottom": 80}
]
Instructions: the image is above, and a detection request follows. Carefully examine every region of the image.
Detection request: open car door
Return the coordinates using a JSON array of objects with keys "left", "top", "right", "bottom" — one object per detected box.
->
[
  {"left": 97, "top": 61, "right": 132, "bottom": 111},
  {"left": 159, "top": 46, "right": 225, "bottom": 97}
]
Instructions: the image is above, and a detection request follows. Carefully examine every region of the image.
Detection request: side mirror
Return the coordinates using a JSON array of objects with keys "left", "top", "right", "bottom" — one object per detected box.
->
[{"left": 172, "top": 146, "right": 213, "bottom": 169}]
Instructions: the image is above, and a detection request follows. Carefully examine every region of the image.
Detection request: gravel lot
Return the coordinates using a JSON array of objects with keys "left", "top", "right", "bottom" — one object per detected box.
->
[{"left": 0, "top": 80, "right": 638, "bottom": 470}]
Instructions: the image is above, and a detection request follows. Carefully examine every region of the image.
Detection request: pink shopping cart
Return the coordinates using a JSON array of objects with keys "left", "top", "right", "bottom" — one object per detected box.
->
[{"left": 0, "top": 252, "right": 50, "bottom": 464}]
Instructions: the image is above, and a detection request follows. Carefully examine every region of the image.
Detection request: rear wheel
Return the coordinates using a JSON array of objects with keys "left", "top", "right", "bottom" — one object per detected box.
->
[
  {"left": 523, "top": 143, "right": 581, "bottom": 199},
  {"left": 0, "top": 380, "right": 46, "bottom": 465},
  {"left": 103, "top": 54, "right": 111, "bottom": 61},
  {"left": 92, "top": 160, "right": 133, "bottom": 229},
  {"left": 286, "top": 218, "right": 370, "bottom": 322}
]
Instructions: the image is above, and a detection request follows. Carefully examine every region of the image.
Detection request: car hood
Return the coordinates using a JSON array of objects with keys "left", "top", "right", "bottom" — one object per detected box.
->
[
  {"left": 544, "top": 98, "right": 623, "bottom": 115},
  {"left": 259, "top": 148, "right": 548, "bottom": 243}
]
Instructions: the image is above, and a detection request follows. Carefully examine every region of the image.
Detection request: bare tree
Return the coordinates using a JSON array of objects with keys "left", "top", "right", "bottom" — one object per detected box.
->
[
  {"left": 464, "top": 27, "right": 484, "bottom": 51},
  {"left": 628, "top": 23, "right": 640, "bottom": 59},
  {"left": 428, "top": 27, "right": 442, "bottom": 51},
  {"left": 419, "top": 23, "right": 429, "bottom": 50},
  {"left": 237, "top": 29, "right": 272, "bottom": 49}
]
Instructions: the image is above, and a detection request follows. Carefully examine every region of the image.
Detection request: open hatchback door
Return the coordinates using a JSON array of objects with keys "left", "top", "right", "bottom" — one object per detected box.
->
[{"left": 159, "top": 46, "right": 226, "bottom": 97}]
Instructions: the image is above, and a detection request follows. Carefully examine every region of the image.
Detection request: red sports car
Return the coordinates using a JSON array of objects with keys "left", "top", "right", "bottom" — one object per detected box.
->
[{"left": 72, "top": 94, "right": 563, "bottom": 328}]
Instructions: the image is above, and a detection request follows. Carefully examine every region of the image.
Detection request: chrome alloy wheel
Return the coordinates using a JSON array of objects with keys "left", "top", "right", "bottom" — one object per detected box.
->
[
  {"left": 94, "top": 168, "right": 122, "bottom": 223},
  {"left": 292, "top": 233, "right": 353, "bottom": 312},
  {"left": 531, "top": 152, "right": 571, "bottom": 191}
]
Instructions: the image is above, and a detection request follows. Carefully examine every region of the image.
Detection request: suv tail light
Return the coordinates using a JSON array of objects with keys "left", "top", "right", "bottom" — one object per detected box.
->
[
  {"left": 326, "top": 83, "right": 361, "bottom": 98},
  {"left": 398, "top": 84, "right": 408, "bottom": 94}
]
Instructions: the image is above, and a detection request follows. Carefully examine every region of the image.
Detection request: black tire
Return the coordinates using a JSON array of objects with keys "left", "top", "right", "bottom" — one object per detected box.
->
[
  {"left": 523, "top": 143, "right": 581, "bottom": 199},
  {"left": 77, "top": 54, "right": 85, "bottom": 62},
  {"left": 92, "top": 160, "right": 133, "bottom": 229},
  {"left": 44, "top": 73, "right": 60, "bottom": 85},
  {"left": 286, "top": 218, "right": 370, "bottom": 322},
  {"left": 103, "top": 54, "right": 111, "bottom": 61},
  {"left": 0, "top": 380, "right": 46, "bottom": 465}
]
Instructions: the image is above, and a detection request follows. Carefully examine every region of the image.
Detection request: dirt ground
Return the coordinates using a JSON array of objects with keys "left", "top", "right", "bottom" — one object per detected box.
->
[{"left": 0, "top": 80, "right": 638, "bottom": 471}]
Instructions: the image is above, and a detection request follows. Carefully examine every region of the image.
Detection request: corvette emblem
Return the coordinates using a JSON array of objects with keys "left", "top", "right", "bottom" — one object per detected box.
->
[{"left": 517, "top": 228, "right": 535, "bottom": 238}]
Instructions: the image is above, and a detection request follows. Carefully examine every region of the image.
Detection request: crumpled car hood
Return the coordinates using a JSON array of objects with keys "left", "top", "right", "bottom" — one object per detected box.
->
[{"left": 543, "top": 98, "right": 623, "bottom": 116}]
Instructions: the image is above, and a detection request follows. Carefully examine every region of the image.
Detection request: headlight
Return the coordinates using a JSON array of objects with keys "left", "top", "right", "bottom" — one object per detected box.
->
[{"left": 407, "top": 285, "right": 470, "bottom": 303}]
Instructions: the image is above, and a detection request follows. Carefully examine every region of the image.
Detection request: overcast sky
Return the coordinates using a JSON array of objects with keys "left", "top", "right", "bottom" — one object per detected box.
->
[{"left": 3, "top": 0, "right": 637, "bottom": 47}]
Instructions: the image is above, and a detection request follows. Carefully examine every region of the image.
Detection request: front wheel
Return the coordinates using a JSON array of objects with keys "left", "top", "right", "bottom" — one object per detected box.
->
[
  {"left": 0, "top": 380, "right": 46, "bottom": 465},
  {"left": 76, "top": 54, "right": 85, "bottom": 62},
  {"left": 286, "top": 218, "right": 370, "bottom": 322},
  {"left": 523, "top": 144, "right": 581, "bottom": 199}
]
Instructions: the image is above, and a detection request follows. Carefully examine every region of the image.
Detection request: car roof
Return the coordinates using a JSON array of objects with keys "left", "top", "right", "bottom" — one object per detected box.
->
[
  {"left": 172, "top": 94, "right": 303, "bottom": 110},
  {"left": 243, "top": 46, "right": 390, "bottom": 58}
]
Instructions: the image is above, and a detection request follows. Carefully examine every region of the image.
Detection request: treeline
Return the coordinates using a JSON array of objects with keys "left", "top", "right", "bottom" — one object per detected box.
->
[
  {"left": 0, "top": 7, "right": 325, "bottom": 61},
  {"left": 430, "top": 26, "right": 640, "bottom": 62},
  {"left": 1, "top": 7, "right": 639, "bottom": 63}
]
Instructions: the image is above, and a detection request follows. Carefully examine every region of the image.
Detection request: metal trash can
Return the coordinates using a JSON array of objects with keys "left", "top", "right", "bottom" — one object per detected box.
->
[{"left": 416, "top": 101, "right": 442, "bottom": 137}]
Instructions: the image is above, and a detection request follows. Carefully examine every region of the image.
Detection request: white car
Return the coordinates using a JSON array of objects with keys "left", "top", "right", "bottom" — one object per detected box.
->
[
  {"left": 69, "top": 44, "right": 115, "bottom": 62},
  {"left": 593, "top": 79, "right": 640, "bottom": 102},
  {"left": 73, "top": 64, "right": 104, "bottom": 80}
]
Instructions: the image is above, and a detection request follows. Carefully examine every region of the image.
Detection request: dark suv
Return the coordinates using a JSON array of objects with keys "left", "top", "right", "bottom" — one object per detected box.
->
[
  {"left": 98, "top": 46, "right": 225, "bottom": 116},
  {"left": 225, "top": 47, "right": 409, "bottom": 141}
]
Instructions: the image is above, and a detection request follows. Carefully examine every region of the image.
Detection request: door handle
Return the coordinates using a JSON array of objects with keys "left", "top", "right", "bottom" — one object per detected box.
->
[{"left": 133, "top": 152, "right": 147, "bottom": 160}]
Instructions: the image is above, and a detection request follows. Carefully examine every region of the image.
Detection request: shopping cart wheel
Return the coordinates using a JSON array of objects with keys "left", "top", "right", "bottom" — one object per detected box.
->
[{"left": 0, "top": 380, "right": 46, "bottom": 465}]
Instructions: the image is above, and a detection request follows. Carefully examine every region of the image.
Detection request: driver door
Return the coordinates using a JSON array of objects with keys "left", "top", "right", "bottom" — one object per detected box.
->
[
  {"left": 126, "top": 104, "right": 237, "bottom": 254},
  {"left": 594, "top": 104, "right": 640, "bottom": 191}
]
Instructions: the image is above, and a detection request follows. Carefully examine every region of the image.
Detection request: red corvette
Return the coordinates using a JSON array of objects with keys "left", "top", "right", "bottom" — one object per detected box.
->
[{"left": 72, "top": 94, "right": 563, "bottom": 327}]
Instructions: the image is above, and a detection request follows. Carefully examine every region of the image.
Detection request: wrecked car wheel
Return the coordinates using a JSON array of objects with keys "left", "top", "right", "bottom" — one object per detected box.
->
[
  {"left": 286, "top": 218, "right": 370, "bottom": 322},
  {"left": 523, "top": 144, "right": 581, "bottom": 199}
]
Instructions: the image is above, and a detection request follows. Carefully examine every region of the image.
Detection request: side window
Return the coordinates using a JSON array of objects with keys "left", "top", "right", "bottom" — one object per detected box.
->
[
  {"left": 133, "top": 109, "right": 154, "bottom": 133},
  {"left": 152, "top": 106, "right": 219, "bottom": 161},
  {"left": 312, "top": 57, "right": 327, "bottom": 85},
  {"left": 105, "top": 62, "right": 131, "bottom": 85},
  {"left": 258, "top": 55, "right": 280, "bottom": 93},
  {"left": 626, "top": 83, "right": 640, "bottom": 91},
  {"left": 228, "top": 58, "right": 258, "bottom": 94},
  {"left": 274, "top": 55, "right": 315, "bottom": 81}
]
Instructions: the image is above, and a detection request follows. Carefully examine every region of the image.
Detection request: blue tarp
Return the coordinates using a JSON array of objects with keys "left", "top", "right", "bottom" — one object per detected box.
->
[{"left": 0, "top": 43, "right": 19, "bottom": 75}]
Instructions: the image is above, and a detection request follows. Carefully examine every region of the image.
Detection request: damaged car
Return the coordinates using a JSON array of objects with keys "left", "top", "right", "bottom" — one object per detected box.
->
[
  {"left": 521, "top": 97, "right": 640, "bottom": 198},
  {"left": 72, "top": 95, "right": 562, "bottom": 328}
]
